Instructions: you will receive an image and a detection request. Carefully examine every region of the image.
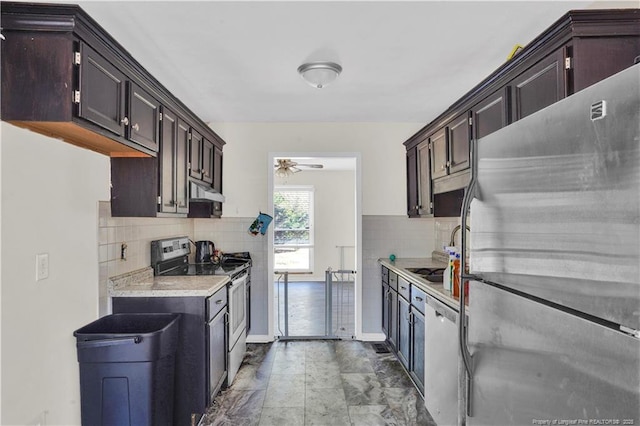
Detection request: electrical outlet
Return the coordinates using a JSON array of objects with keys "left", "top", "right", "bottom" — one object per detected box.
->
[{"left": 36, "top": 253, "right": 49, "bottom": 281}]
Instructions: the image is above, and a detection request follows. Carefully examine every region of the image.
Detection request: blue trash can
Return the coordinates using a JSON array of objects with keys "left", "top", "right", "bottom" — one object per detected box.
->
[{"left": 73, "top": 313, "right": 181, "bottom": 426}]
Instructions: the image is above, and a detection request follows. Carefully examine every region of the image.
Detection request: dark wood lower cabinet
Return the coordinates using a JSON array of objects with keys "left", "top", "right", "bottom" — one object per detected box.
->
[
  {"left": 411, "top": 308, "right": 425, "bottom": 393},
  {"left": 397, "top": 296, "right": 411, "bottom": 369},
  {"left": 381, "top": 266, "right": 431, "bottom": 396},
  {"left": 113, "top": 296, "right": 210, "bottom": 426}
]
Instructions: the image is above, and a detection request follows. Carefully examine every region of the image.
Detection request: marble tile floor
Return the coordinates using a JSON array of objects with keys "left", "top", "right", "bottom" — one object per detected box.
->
[{"left": 203, "top": 340, "right": 437, "bottom": 426}]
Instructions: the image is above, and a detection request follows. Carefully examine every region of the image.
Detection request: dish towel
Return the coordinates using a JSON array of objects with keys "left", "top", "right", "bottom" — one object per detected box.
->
[{"left": 249, "top": 212, "right": 273, "bottom": 235}]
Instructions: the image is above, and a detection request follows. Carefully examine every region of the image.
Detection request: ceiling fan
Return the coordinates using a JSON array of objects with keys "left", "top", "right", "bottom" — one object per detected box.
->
[{"left": 274, "top": 159, "right": 323, "bottom": 177}]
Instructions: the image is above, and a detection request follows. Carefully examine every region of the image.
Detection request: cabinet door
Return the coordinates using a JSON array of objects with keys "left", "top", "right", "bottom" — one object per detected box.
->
[
  {"left": 411, "top": 308, "right": 425, "bottom": 393},
  {"left": 202, "top": 138, "right": 214, "bottom": 185},
  {"left": 127, "top": 81, "right": 160, "bottom": 152},
  {"left": 79, "top": 43, "right": 125, "bottom": 136},
  {"left": 511, "top": 48, "right": 565, "bottom": 121},
  {"left": 382, "top": 282, "right": 390, "bottom": 337},
  {"left": 448, "top": 113, "right": 470, "bottom": 174},
  {"left": 175, "top": 119, "right": 190, "bottom": 214},
  {"left": 189, "top": 129, "right": 203, "bottom": 180},
  {"left": 389, "top": 290, "right": 398, "bottom": 351},
  {"left": 212, "top": 145, "right": 223, "bottom": 217},
  {"left": 473, "top": 87, "right": 510, "bottom": 140},
  {"left": 159, "top": 108, "right": 177, "bottom": 213},
  {"left": 406, "top": 147, "right": 419, "bottom": 217},
  {"left": 417, "top": 140, "right": 432, "bottom": 216},
  {"left": 208, "top": 308, "right": 227, "bottom": 402},
  {"left": 430, "top": 128, "right": 448, "bottom": 179},
  {"left": 398, "top": 296, "right": 411, "bottom": 369}
]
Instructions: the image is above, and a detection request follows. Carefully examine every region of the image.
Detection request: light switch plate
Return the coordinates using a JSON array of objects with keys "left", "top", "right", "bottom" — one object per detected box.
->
[{"left": 36, "top": 253, "right": 49, "bottom": 281}]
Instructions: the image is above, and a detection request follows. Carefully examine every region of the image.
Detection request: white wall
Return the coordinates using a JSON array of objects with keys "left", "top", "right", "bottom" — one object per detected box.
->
[
  {"left": 210, "top": 122, "right": 423, "bottom": 217},
  {"left": 275, "top": 170, "right": 356, "bottom": 281},
  {"left": 1, "top": 123, "right": 110, "bottom": 425}
]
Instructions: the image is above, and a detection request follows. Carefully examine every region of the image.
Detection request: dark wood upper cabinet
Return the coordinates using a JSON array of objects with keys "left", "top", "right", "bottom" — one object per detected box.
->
[
  {"left": 160, "top": 109, "right": 177, "bottom": 214},
  {"left": 0, "top": 2, "right": 225, "bottom": 161},
  {"left": 0, "top": 2, "right": 227, "bottom": 217},
  {"left": 430, "top": 129, "right": 448, "bottom": 180},
  {"left": 176, "top": 120, "right": 190, "bottom": 215},
  {"left": 212, "top": 145, "right": 223, "bottom": 217},
  {"left": 202, "top": 138, "right": 215, "bottom": 185},
  {"left": 417, "top": 140, "right": 432, "bottom": 216},
  {"left": 159, "top": 108, "right": 190, "bottom": 215},
  {"left": 403, "top": 8, "right": 640, "bottom": 218},
  {"left": 189, "top": 130, "right": 204, "bottom": 180},
  {"left": 448, "top": 113, "right": 471, "bottom": 174},
  {"left": 472, "top": 87, "right": 510, "bottom": 140},
  {"left": 406, "top": 147, "right": 419, "bottom": 217},
  {"left": 79, "top": 42, "right": 126, "bottom": 137},
  {"left": 511, "top": 48, "right": 564, "bottom": 121},
  {"left": 407, "top": 136, "right": 433, "bottom": 218},
  {"left": 127, "top": 82, "right": 160, "bottom": 152}
]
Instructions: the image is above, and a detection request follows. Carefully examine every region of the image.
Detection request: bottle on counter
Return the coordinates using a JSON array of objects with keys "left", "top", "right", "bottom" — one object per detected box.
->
[
  {"left": 452, "top": 252, "right": 461, "bottom": 298},
  {"left": 443, "top": 247, "right": 456, "bottom": 292}
]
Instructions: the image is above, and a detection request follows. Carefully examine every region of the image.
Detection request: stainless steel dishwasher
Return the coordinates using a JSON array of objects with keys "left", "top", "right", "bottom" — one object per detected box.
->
[{"left": 424, "top": 294, "right": 458, "bottom": 426}]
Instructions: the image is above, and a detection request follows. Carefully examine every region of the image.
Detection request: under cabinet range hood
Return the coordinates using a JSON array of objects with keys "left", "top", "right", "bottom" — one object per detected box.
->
[{"left": 190, "top": 181, "right": 225, "bottom": 203}]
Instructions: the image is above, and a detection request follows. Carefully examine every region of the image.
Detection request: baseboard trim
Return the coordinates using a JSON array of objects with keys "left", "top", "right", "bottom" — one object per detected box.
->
[
  {"left": 359, "top": 332, "right": 386, "bottom": 342},
  {"left": 246, "top": 334, "right": 275, "bottom": 344}
]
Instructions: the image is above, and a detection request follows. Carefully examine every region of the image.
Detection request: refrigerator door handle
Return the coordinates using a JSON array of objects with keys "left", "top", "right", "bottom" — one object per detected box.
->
[{"left": 459, "top": 136, "right": 478, "bottom": 418}]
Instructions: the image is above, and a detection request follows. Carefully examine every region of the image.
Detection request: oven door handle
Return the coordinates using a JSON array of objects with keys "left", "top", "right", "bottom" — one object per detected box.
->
[{"left": 228, "top": 272, "right": 248, "bottom": 287}]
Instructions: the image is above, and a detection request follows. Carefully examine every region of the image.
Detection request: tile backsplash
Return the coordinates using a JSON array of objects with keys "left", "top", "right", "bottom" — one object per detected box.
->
[
  {"left": 97, "top": 199, "right": 461, "bottom": 335},
  {"left": 97, "top": 201, "right": 194, "bottom": 315}
]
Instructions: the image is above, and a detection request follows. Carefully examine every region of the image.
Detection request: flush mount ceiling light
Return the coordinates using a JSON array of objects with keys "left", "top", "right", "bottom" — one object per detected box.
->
[{"left": 297, "top": 61, "right": 342, "bottom": 89}]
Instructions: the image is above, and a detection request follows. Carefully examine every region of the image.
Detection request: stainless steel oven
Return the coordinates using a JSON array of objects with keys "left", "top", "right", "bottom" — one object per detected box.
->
[
  {"left": 150, "top": 237, "right": 251, "bottom": 389},
  {"left": 227, "top": 270, "right": 247, "bottom": 385}
]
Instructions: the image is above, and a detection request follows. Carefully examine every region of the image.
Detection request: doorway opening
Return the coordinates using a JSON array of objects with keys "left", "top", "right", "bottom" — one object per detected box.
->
[{"left": 267, "top": 153, "right": 361, "bottom": 340}]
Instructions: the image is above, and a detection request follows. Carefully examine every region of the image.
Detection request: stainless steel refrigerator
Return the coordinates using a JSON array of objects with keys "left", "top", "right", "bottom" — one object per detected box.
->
[{"left": 459, "top": 64, "right": 640, "bottom": 425}]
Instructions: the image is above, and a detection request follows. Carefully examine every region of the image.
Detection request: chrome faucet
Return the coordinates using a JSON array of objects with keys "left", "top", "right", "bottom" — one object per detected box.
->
[{"left": 449, "top": 224, "right": 470, "bottom": 247}]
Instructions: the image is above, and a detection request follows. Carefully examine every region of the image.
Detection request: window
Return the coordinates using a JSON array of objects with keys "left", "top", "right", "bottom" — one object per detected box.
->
[{"left": 274, "top": 186, "right": 314, "bottom": 272}]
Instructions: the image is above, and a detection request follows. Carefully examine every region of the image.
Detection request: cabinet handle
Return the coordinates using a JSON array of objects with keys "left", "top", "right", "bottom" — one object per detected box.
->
[
  {"left": 215, "top": 299, "right": 223, "bottom": 305},
  {"left": 121, "top": 117, "right": 129, "bottom": 125},
  {"left": 203, "top": 171, "right": 209, "bottom": 177},
  {"left": 178, "top": 202, "right": 186, "bottom": 208},
  {"left": 401, "top": 286, "right": 407, "bottom": 290},
  {"left": 131, "top": 123, "right": 140, "bottom": 132},
  {"left": 415, "top": 296, "right": 423, "bottom": 302},
  {"left": 193, "top": 168, "right": 201, "bottom": 173}
]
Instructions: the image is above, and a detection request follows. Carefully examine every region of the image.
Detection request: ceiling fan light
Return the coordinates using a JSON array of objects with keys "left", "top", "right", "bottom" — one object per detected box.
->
[
  {"left": 297, "top": 62, "right": 342, "bottom": 89},
  {"left": 275, "top": 166, "right": 293, "bottom": 178}
]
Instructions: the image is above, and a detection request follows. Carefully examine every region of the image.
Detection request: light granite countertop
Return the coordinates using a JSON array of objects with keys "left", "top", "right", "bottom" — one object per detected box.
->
[
  {"left": 108, "top": 267, "right": 230, "bottom": 298},
  {"left": 379, "top": 257, "right": 463, "bottom": 312}
]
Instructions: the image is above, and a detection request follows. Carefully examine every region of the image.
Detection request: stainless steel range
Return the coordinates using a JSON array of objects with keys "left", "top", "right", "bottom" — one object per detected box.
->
[{"left": 151, "top": 237, "right": 251, "bottom": 386}]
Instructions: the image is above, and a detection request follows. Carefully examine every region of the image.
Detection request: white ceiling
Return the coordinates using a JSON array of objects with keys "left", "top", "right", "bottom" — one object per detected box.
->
[{"left": 50, "top": 1, "right": 632, "bottom": 124}]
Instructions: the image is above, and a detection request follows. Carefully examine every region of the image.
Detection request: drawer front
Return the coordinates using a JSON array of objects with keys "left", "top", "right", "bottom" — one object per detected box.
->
[
  {"left": 389, "top": 271, "right": 398, "bottom": 292},
  {"left": 382, "top": 266, "right": 389, "bottom": 284},
  {"left": 411, "top": 285, "right": 427, "bottom": 314},
  {"left": 207, "top": 286, "right": 227, "bottom": 321},
  {"left": 398, "top": 276, "right": 410, "bottom": 301}
]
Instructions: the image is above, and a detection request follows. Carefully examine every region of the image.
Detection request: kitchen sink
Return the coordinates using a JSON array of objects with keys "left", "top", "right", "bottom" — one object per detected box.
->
[{"left": 406, "top": 267, "right": 445, "bottom": 283}]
